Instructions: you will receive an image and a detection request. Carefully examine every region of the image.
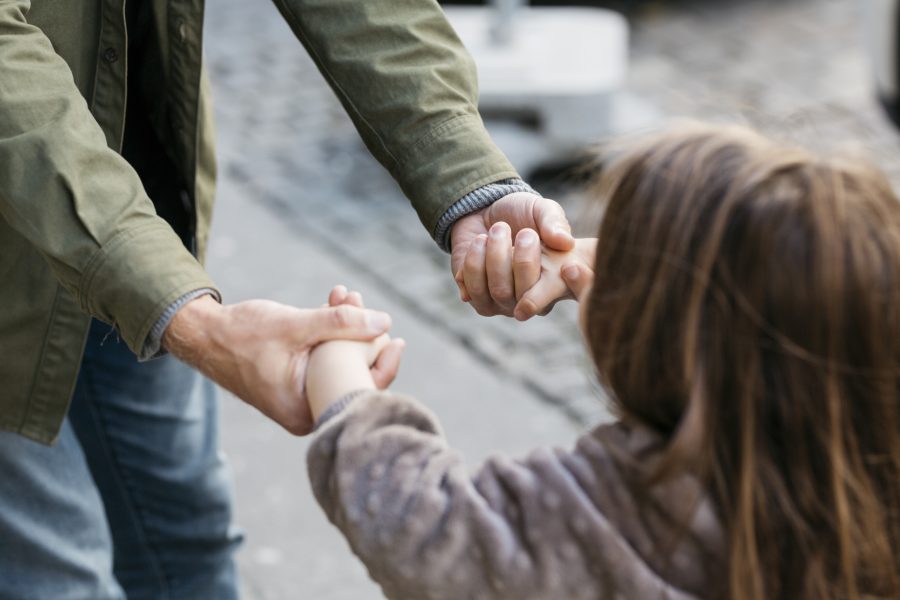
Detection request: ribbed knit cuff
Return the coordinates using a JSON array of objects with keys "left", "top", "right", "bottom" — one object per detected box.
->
[
  {"left": 139, "top": 288, "right": 221, "bottom": 361},
  {"left": 433, "top": 178, "right": 539, "bottom": 252},
  {"left": 314, "top": 389, "right": 372, "bottom": 430}
]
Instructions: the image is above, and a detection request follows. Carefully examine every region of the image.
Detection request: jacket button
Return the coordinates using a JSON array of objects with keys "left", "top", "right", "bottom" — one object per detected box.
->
[{"left": 103, "top": 47, "right": 118, "bottom": 63}]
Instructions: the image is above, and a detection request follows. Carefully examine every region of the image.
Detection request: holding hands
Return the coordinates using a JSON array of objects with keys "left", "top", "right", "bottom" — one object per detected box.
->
[
  {"left": 450, "top": 192, "right": 576, "bottom": 317},
  {"left": 306, "top": 287, "right": 406, "bottom": 422},
  {"left": 163, "top": 294, "right": 395, "bottom": 436},
  {"left": 163, "top": 193, "right": 592, "bottom": 437},
  {"left": 450, "top": 191, "right": 595, "bottom": 319},
  {"left": 305, "top": 225, "right": 597, "bottom": 421}
]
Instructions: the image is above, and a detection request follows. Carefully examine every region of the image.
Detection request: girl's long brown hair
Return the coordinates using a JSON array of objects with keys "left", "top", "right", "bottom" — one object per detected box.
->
[{"left": 585, "top": 125, "right": 900, "bottom": 600}]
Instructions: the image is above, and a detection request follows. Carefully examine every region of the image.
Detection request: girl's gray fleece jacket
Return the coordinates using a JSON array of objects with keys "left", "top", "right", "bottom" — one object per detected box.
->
[{"left": 307, "top": 391, "right": 726, "bottom": 600}]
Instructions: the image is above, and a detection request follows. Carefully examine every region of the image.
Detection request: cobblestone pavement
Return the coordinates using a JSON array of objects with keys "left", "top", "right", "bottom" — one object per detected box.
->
[
  {"left": 629, "top": 0, "right": 900, "bottom": 180},
  {"left": 202, "top": 0, "right": 899, "bottom": 596},
  {"left": 205, "top": 0, "right": 900, "bottom": 431}
]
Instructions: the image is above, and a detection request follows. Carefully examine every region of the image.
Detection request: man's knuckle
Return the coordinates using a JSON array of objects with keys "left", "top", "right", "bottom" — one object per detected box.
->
[
  {"left": 472, "top": 303, "right": 495, "bottom": 317},
  {"left": 466, "top": 281, "right": 487, "bottom": 296},
  {"left": 464, "top": 254, "right": 484, "bottom": 271},
  {"left": 489, "top": 283, "right": 514, "bottom": 303}
]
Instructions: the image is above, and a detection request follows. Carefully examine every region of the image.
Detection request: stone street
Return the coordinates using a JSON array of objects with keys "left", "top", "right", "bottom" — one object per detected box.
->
[{"left": 201, "top": 1, "right": 900, "bottom": 597}]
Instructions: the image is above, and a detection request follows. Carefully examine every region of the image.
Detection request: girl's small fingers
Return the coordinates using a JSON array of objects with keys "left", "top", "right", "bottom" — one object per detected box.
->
[
  {"left": 346, "top": 291, "right": 365, "bottom": 308},
  {"left": 514, "top": 277, "right": 570, "bottom": 321},
  {"left": 561, "top": 262, "right": 595, "bottom": 300},
  {"left": 328, "top": 285, "right": 348, "bottom": 307},
  {"left": 371, "top": 339, "right": 406, "bottom": 389},
  {"left": 364, "top": 333, "right": 392, "bottom": 365}
]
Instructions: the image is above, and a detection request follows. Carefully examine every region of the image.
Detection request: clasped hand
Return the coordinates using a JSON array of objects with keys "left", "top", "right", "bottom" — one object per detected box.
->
[
  {"left": 164, "top": 191, "right": 595, "bottom": 436},
  {"left": 305, "top": 237, "right": 598, "bottom": 419},
  {"left": 163, "top": 294, "right": 398, "bottom": 436},
  {"left": 449, "top": 192, "right": 595, "bottom": 319}
]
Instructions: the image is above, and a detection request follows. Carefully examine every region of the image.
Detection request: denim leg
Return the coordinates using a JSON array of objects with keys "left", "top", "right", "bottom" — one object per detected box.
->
[
  {"left": 0, "top": 419, "right": 125, "bottom": 600},
  {"left": 68, "top": 320, "right": 242, "bottom": 600}
]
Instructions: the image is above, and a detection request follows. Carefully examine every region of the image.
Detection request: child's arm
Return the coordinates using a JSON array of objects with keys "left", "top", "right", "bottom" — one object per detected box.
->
[
  {"left": 306, "top": 338, "right": 384, "bottom": 421},
  {"left": 307, "top": 389, "right": 715, "bottom": 600}
]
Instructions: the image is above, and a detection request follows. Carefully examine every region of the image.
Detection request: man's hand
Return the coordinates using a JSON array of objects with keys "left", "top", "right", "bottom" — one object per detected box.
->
[
  {"left": 163, "top": 295, "right": 392, "bottom": 436},
  {"left": 324, "top": 285, "right": 406, "bottom": 389},
  {"left": 450, "top": 192, "right": 574, "bottom": 317}
]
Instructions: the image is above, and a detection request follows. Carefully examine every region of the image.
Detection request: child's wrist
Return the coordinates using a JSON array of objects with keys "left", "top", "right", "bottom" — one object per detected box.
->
[
  {"left": 307, "top": 344, "right": 376, "bottom": 420},
  {"left": 314, "top": 388, "right": 374, "bottom": 428},
  {"left": 310, "top": 379, "right": 375, "bottom": 423}
]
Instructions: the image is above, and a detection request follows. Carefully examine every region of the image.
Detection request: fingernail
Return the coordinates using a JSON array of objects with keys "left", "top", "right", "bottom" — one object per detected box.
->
[
  {"left": 518, "top": 231, "right": 536, "bottom": 247},
  {"left": 489, "top": 223, "right": 507, "bottom": 238},
  {"left": 367, "top": 312, "right": 391, "bottom": 332},
  {"left": 562, "top": 265, "right": 579, "bottom": 280},
  {"left": 474, "top": 235, "right": 487, "bottom": 249},
  {"left": 552, "top": 225, "right": 572, "bottom": 239}
]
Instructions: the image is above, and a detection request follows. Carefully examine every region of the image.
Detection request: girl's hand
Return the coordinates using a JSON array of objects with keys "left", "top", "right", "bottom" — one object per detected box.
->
[
  {"left": 560, "top": 261, "right": 595, "bottom": 303},
  {"left": 513, "top": 236, "right": 598, "bottom": 320}
]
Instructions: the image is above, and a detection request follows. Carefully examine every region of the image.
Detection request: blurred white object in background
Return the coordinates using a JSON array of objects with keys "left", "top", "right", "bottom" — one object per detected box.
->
[
  {"left": 445, "top": 0, "right": 657, "bottom": 174},
  {"left": 862, "top": 0, "right": 899, "bottom": 126}
]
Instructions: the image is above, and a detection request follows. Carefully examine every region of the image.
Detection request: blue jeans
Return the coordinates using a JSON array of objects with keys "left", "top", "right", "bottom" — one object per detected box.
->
[{"left": 0, "top": 320, "right": 242, "bottom": 599}]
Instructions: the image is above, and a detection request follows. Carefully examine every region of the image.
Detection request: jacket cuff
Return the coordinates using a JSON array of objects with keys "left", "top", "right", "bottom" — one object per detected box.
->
[
  {"left": 139, "top": 288, "right": 221, "bottom": 361},
  {"left": 392, "top": 114, "right": 520, "bottom": 237},
  {"left": 79, "top": 222, "right": 220, "bottom": 355},
  {"left": 432, "top": 178, "right": 539, "bottom": 252}
]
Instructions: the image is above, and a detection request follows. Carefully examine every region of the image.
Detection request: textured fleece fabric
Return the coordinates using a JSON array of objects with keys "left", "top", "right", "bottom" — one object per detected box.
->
[{"left": 307, "top": 391, "right": 727, "bottom": 600}]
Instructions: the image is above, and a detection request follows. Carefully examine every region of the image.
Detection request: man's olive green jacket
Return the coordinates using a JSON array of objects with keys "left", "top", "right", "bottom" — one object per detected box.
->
[{"left": 0, "top": 0, "right": 518, "bottom": 444}]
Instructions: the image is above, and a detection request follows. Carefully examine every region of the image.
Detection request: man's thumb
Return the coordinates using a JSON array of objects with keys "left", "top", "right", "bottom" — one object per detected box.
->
[
  {"left": 535, "top": 199, "right": 574, "bottom": 251},
  {"left": 309, "top": 305, "right": 392, "bottom": 343}
]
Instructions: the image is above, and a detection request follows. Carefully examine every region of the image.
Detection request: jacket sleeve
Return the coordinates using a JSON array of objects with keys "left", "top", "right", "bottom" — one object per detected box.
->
[
  {"left": 271, "top": 0, "right": 521, "bottom": 237},
  {"left": 0, "top": 1, "right": 217, "bottom": 353},
  {"left": 306, "top": 391, "right": 703, "bottom": 600}
]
